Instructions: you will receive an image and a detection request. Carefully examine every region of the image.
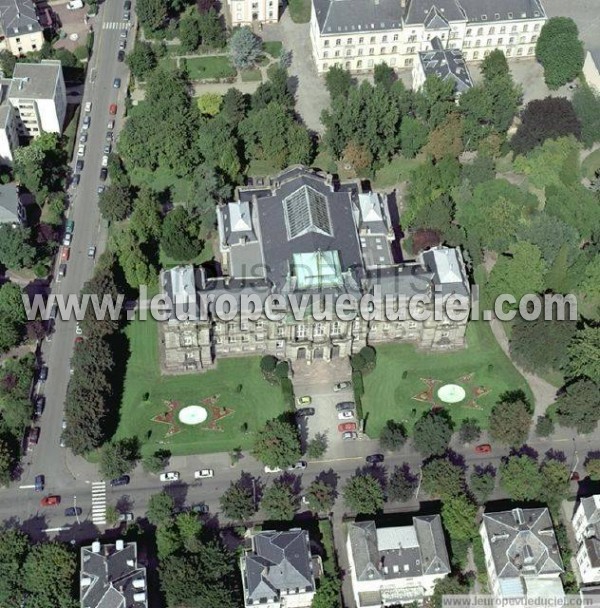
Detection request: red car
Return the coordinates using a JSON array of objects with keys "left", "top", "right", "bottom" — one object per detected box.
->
[
  {"left": 338, "top": 422, "right": 357, "bottom": 433},
  {"left": 109, "top": 103, "right": 117, "bottom": 115},
  {"left": 40, "top": 495, "right": 61, "bottom": 507},
  {"left": 475, "top": 444, "right": 492, "bottom": 454},
  {"left": 61, "top": 247, "right": 70, "bottom": 262},
  {"left": 571, "top": 471, "right": 580, "bottom": 481}
]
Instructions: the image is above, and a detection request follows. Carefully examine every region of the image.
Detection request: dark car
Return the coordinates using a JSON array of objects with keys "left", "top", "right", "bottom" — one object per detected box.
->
[
  {"left": 39, "top": 366, "right": 48, "bottom": 381},
  {"left": 106, "top": 131, "right": 113, "bottom": 142},
  {"left": 117, "top": 50, "right": 125, "bottom": 62},
  {"left": 64, "top": 507, "right": 82, "bottom": 516},
  {"left": 100, "top": 167, "right": 108, "bottom": 181},
  {"left": 34, "top": 395, "right": 45, "bottom": 417},
  {"left": 335, "top": 401, "right": 355, "bottom": 412},
  {"left": 110, "top": 475, "right": 130, "bottom": 487},
  {"left": 296, "top": 407, "right": 315, "bottom": 417},
  {"left": 27, "top": 427, "right": 40, "bottom": 450},
  {"left": 191, "top": 503, "right": 209, "bottom": 514},
  {"left": 71, "top": 174, "right": 80, "bottom": 188},
  {"left": 124, "top": 0, "right": 131, "bottom": 8},
  {"left": 34, "top": 475, "right": 44, "bottom": 492},
  {"left": 76, "top": 159, "right": 84, "bottom": 172},
  {"left": 366, "top": 454, "right": 384, "bottom": 465}
]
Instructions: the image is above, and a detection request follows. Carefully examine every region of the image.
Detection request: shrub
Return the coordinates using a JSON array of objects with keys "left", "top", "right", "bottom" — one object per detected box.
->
[{"left": 535, "top": 415, "right": 555, "bottom": 437}]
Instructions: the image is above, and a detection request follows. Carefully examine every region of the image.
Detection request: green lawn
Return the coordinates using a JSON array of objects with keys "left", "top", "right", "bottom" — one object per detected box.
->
[
  {"left": 372, "top": 155, "right": 423, "bottom": 189},
  {"left": 581, "top": 148, "right": 600, "bottom": 180},
  {"left": 183, "top": 56, "right": 236, "bottom": 80},
  {"left": 362, "top": 321, "right": 532, "bottom": 438},
  {"left": 115, "top": 318, "right": 286, "bottom": 456},
  {"left": 288, "top": 0, "right": 311, "bottom": 23},
  {"left": 263, "top": 41, "right": 283, "bottom": 58},
  {"left": 241, "top": 69, "right": 262, "bottom": 82}
]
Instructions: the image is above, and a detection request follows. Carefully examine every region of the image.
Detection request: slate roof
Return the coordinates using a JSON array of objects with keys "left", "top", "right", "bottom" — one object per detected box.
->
[
  {"left": 458, "top": 0, "right": 545, "bottom": 23},
  {"left": 0, "top": 0, "right": 42, "bottom": 38},
  {"left": 243, "top": 530, "right": 316, "bottom": 603},
  {"left": 160, "top": 265, "right": 199, "bottom": 322},
  {"left": 9, "top": 60, "right": 62, "bottom": 101},
  {"left": 313, "top": 0, "right": 403, "bottom": 34},
  {"left": 418, "top": 37, "right": 473, "bottom": 94},
  {"left": 404, "top": 0, "right": 465, "bottom": 26},
  {"left": 579, "top": 496, "right": 600, "bottom": 569}
]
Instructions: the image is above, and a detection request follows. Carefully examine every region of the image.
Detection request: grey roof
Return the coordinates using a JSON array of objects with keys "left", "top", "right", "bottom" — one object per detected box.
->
[
  {"left": 347, "top": 516, "right": 450, "bottom": 582},
  {"left": 404, "top": 0, "right": 465, "bottom": 26},
  {"left": 160, "top": 265, "right": 199, "bottom": 321},
  {"left": 9, "top": 60, "right": 62, "bottom": 101},
  {"left": 424, "top": 6, "right": 450, "bottom": 28},
  {"left": 0, "top": 0, "right": 42, "bottom": 37},
  {"left": 579, "top": 496, "right": 600, "bottom": 569},
  {"left": 80, "top": 542, "right": 147, "bottom": 608},
  {"left": 313, "top": 0, "right": 403, "bottom": 34},
  {"left": 581, "top": 496, "right": 600, "bottom": 525},
  {"left": 0, "top": 184, "right": 20, "bottom": 223},
  {"left": 243, "top": 530, "right": 316, "bottom": 603},
  {"left": 458, "top": 0, "right": 545, "bottom": 23},
  {"left": 421, "top": 245, "right": 470, "bottom": 297},
  {"left": 589, "top": 49, "right": 600, "bottom": 69},
  {"left": 481, "top": 509, "right": 564, "bottom": 580},
  {"left": 418, "top": 38, "right": 473, "bottom": 94}
]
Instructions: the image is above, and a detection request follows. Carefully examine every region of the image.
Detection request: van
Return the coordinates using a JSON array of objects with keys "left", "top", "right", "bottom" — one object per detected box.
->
[{"left": 67, "top": 0, "right": 84, "bottom": 9}]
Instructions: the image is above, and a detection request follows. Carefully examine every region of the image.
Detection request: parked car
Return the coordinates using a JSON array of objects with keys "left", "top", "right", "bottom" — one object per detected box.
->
[
  {"left": 119, "top": 39, "right": 126, "bottom": 50},
  {"left": 342, "top": 431, "right": 358, "bottom": 441},
  {"left": 297, "top": 395, "right": 312, "bottom": 405},
  {"left": 84, "top": 101, "right": 92, "bottom": 113},
  {"left": 58, "top": 263, "right": 67, "bottom": 278},
  {"left": 61, "top": 247, "right": 70, "bottom": 262},
  {"left": 71, "top": 174, "right": 80, "bottom": 188},
  {"left": 101, "top": 155, "right": 109, "bottom": 168},
  {"left": 79, "top": 133, "right": 87, "bottom": 144},
  {"left": 119, "top": 512, "right": 134, "bottom": 522},
  {"left": 124, "top": 0, "right": 131, "bottom": 8},
  {"left": 335, "top": 401, "right": 355, "bottom": 412},
  {"left": 97, "top": 185, "right": 105, "bottom": 194},
  {"left": 34, "top": 475, "right": 44, "bottom": 491},
  {"left": 40, "top": 495, "right": 60, "bottom": 507},
  {"left": 88, "top": 245, "right": 96, "bottom": 258},
  {"left": 82, "top": 115, "right": 91, "bottom": 129},
  {"left": 107, "top": 119, "right": 115, "bottom": 129},
  {"left": 123, "top": 9, "right": 130, "bottom": 19},
  {"left": 27, "top": 427, "right": 40, "bottom": 450},
  {"left": 62, "top": 232, "right": 72, "bottom": 247},
  {"left": 59, "top": 435, "right": 66, "bottom": 448},
  {"left": 117, "top": 50, "right": 125, "bottom": 62},
  {"left": 113, "top": 77, "right": 121, "bottom": 89},
  {"left": 366, "top": 454, "right": 384, "bottom": 465},
  {"left": 34, "top": 395, "right": 45, "bottom": 417},
  {"left": 120, "top": 29, "right": 127, "bottom": 39},
  {"left": 571, "top": 471, "right": 580, "bottom": 481},
  {"left": 106, "top": 131, "right": 113, "bottom": 143},
  {"left": 67, "top": 0, "right": 84, "bottom": 9},
  {"left": 296, "top": 407, "right": 315, "bottom": 417},
  {"left": 287, "top": 461, "right": 307, "bottom": 471},
  {"left": 110, "top": 474, "right": 130, "bottom": 487},
  {"left": 39, "top": 366, "right": 48, "bottom": 382},
  {"left": 333, "top": 381, "right": 351, "bottom": 392},
  {"left": 109, "top": 103, "right": 118, "bottom": 115},
  {"left": 62, "top": 419, "right": 67, "bottom": 429},
  {"left": 76, "top": 159, "right": 84, "bottom": 172},
  {"left": 263, "top": 465, "right": 282, "bottom": 474},
  {"left": 191, "top": 503, "right": 209, "bottom": 514},
  {"left": 337, "top": 410, "right": 354, "bottom": 420},
  {"left": 66, "top": 218, "right": 75, "bottom": 234},
  {"left": 160, "top": 471, "right": 180, "bottom": 482},
  {"left": 77, "top": 144, "right": 85, "bottom": 157},
  {"left": 64, "top": 507, "right": 82, "bottom": 516},
  {"left": 194, "top": 469, "right": 214, "bottom": 479},
  {"left": 338, "top": 422, "right": 357, "bottom": 432},
  {"left": 99, "top": 168, "right": 108, "bottom": 181},
  {"left": 103, "top": 143, "right": 112, "bottom": 155},
  {"left": 475, "top": 444, "right": 492, "bottom": 454}
]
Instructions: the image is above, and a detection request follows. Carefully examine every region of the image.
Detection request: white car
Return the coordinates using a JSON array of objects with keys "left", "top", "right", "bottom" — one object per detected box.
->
[
  {"left": 287, "top": 461, "right": 307, "bottom": 471},
  {"left": 84, "top": 101, "right": 92, "bottom": 113},
  {"left": 101, "top": 155, "right": 109, "bottom": 168},
  {"left": 194, "top": 469, "right": 214, "bottom": 479},
  {"left": 338, "top": 410, "right": 354, "bottom": 420},
  {"left": 62, "top": 233, "right": 72, "bottom": 247},
  {"left": 160, "top": 471, "right": 180, "bottom": 482},
  {"left": 88, "top": 245, "right": 96, "bottom": 258},
  {"left": 263, "top": 465, "right": 282, "bottom": 474},
  {"left": 77, "top": 144, "right": 85, "bottom": 157},
  {"left": 82, "top": 115, "right": 90, "bottom": 130}
]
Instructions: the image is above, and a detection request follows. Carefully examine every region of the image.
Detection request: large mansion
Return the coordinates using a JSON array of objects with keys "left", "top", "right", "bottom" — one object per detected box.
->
[
  {"left": 310, "top": 0, "right": 546, "bottom": 73},
  {"left": 159, "top": 167, "right": 469, "bottom": 373}
]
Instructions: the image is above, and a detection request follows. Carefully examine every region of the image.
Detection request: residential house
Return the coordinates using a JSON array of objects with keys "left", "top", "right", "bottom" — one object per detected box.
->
[
  {"left": 8, "top": 59, "right": 67, "bottom": 137},
  {"left": 583, "top": 50, "right": 600, "bottom": 93},
  {"left": 0, "top": 183, "right": 25, "bottom": 224},
  {"left": 0, "top": 77, "right": 18, "bottom": 165},
  {"left": 573, "top": 495, "right": 600, "bottom": 585},
  {"left": 346, "top": 516, "right": 451, "bottom": 606},
  {"left": 480, "top": 508, "right": 565, "bottom": 598},
  {"left": 310, "top": 0, "right": 546, "bottom": 74},
  {"left": 240, "top": 529, "right": 319, "bottom": 608},
  {"left": 0, "top": 0, "right": 44, "bottom": 55},
  {"left": 225, "top": 0, "right": 279, "bottom": 26},
  {"left": 80, "top": 540, "right": 148, "bottom": 608}
]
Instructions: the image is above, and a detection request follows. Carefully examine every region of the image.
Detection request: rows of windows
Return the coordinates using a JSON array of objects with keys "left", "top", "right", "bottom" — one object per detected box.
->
[
  {"left": 463, "top": 34, "right": 537, "bottom": 47},
  {"left": 466, "top": 22, "right": 540, "bottom": 36}
]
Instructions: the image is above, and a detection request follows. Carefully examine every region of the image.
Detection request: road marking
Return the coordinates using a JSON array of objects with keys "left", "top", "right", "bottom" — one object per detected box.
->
[
  {"left": 19, "top": 484, "right": 35, "bottom": 489},
  {"left": 90, "top": 482, "right": 107, "bottom": 525},
  {"left": 102, "top": 21, "right": 130, "bottom": 30},
  {"left": 315, "top": 457, "right": 365, "bottom": 464},
  {"left": 42, "top": 527, "right": 69, "bottom": 532}
]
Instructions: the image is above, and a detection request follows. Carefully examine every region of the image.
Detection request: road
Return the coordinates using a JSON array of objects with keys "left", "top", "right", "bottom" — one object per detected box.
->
[{"left": 17, "top": 2, "right": 133, "bottom": 511}]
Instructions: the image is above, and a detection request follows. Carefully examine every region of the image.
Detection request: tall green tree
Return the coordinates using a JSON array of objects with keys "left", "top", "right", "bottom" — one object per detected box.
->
[
  {"left": 379, "top": 419, "right": 407, "bottom": 451},
  {"left": 489, "top": 397, "right": 532, "bottom": 447},
  {"left": 343, "top": 474, "right": 384, "bottom": 515},
  {"left": 147, "top": 492, "right": 175, "bottom": 526},
  {"left": 261, "top": 482, "right": 297, "bottom": 520},
  {"left": 161, "top": 207, "right": 203, "bottom": 261},
  {"left": 566, "top": 326, "right": 600, "bottom": 382},
  {"left": 252, "top": 418, "right": 301, "bottom": 469},
  {"left": 99, "top": 437, "right": 140, "bottom": 480},
  {"left": 228, "top": 27, "right": 262, "bottom": 70},
  {"left": 98, "top": 184, "right": 134, "bottom": 222},
  {"left": 325, "top": 66, "right": 353, "bottom": 100},
  {"left": 0, "top": 225, "right": 36, "bottom": 270},
  {"left": 0, "top": 528, "right": 29, "bottom": 605},
  {"left": 388, "top": 464, "right": 418, "bottom": 502},
  {"left": 126, "top": 41, "right": 157, "bottom": 80},
  {"left": 421, "top": 457, "right": 465, "bottom": 499},
  {"left": 469, "top": 465, "right": 496, "bottom": 504},
  {"left": 412, "top": 410, "right": 453, "bottom": 457},
  {"left": 554, "top": 378, "right": 600, "bottom": 432},
  {"left": 442, "top": 495, "right": 478, "bottom": 540},
  {"left": 573, "top": 83, "right": 600, "bottom": 147},
  {"left": 305, "top": 479, "right": 336, "bottom": 512},
  {"left": 500, "top": 454, "right": 543, "bottom": 501},
  {"left": 136, "top": 0, "right": 167, "bottom": 31},
  {"left": 220, "top": 479, "right": 257, "bottom": 521}
]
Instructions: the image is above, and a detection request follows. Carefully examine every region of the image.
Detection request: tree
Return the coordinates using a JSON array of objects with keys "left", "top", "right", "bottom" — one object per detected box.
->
[
  {"left": 422, "top": 112, "right": 464, "bottom": 160},
  {"left": 136, "top": 0, "right": 167, "bottom": 31},
  {"left": 374, "top": 62, "right": 396, "bottom": 89},
  {"left": 197, "top": 92, "right": 222, "bottom": 116},
  {"left": 458, "top": 418, "right": 481, "bottom": 443},
  {"left": 469, "top": 465, "right": 496, "bottom": 504},
  {"left": 142, "top": 449, "right": 170, "bottom": 473},
  {"left": 0, "top": 438, "right": 14, "bottom": 487},
  {"left": 178, "top": 13, "right": 202, "bottom": 53},
  {"left": 511, "top": 97, "right": 581, "bottom": 155},
  {"left": 307, "top": 433, "right": 328, "bottom": 459},
  {"left": 0, "top": 50, "right": 16, "bottom": 78},
  {"left": 342, "top": 141, "right": 373, "bottom": 174},
  {"left": 343, "top": 474, "right": 384, "bottom": 514},
  {"left": 261, "top": 482, "right": 297, "bottom": 520},
  {"left": 412, "top": 411, "right": 453, "bottom": 457},
  {"left": 566, "top": 326, "right": 600, "bottom": 383},
  {"left": 536, "top": 415, "right": 555, "bottom": 437},
  {"left": 126, "top": 41, "right": 157, "bottom": 80},
  {"left": 442, "top": 495, "right": 478, "bottom": 540},
  {"left": 98, "top": 184, "right": 134, "bottom": 222},
  {"left": 489, "top": 396, "right": 532, "bottom": 447},
  {"left": 147, "top": 492, "right": 174, "bottom": 526},
  {"left": 220, "top": 479, "right": 257, "bottom": 520},
  {"left": 421, "top": 457, "right": 465, "bottom": 499},
  {"left": 500, "top": 454, "right": 543, "bottom": 501},
  {"left": 312, "top": 576, "right": 342, "bottom": 608},
  {"left": 129, "top": 188, "right": 162, "bottom": 242},
  {"left": 99, "top": 438, "right": 139, "bottom": 480},
  {"left": 252, "top": 418, "right": 301, "bottom": 469},
  {"left": 0, "top": 282, "right": 25, "bottom": 349},
  {"left": 161, "top": 207, "right": 203, "bottom": 261},
  {"left": 186, "top": 162, "right": 231, "bottom": 215},
  {"left": 573, "top": 83, "right": 600, "bottom": 147},
  {"left": 481, "top": 49, "right": 509, "bottom": 81},
  {"left": 0, "top": 528, "right": 29, "bottom": 605},
  {"left": 585, "top": 454, "right": 600, "bottom": 480},
  {"left": 554, "top": 378, "right": 600, "bottom": 432},
  {"left": 415, "top": 74, "right": 456, "bottom": 129},
  {"left": 305, "top": 479, "right": 336, "bottom": 512},
  {"left": 198, "top": 8, "right": 226, "bottom": 48},
  {"left": 325, "top": 66, "right": 353, "bottom": 100},
  {"left": 379, "top": 419, "right": 407, "bottom": 451},
  {"left": 536, "top": 17, "right": 584, "bottom": 89},
  {"left": 461, "top": 155, "right": 495, "bottom": 186},
  {"left": 0, "top": 225, "right": 36, "bottom": 270},
  {"left": 22, "top": 542, "right": 77, "bottom": 608},
  {"left": 388, "top": 464, "right": 418, "bottom": 502},
  {"left": 538, "top": 458, "right": 570, "bottom": 509},
  {"left": 400, "top": 116, "right": 429, "bottom": 158},
  {"left": 228, "top": 27, "right": 262, "bottom": 70},
  {"left": 545, "top": 182, "right": 600, "bottom": 240},
  {"left": 432, "top": 576, "right": 469, "bottom": 608}
]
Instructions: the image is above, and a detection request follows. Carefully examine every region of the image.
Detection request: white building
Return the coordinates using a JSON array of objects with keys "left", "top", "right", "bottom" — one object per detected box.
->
[
  {"left": 346, "top": 516, "right": 451, "bottom": 607},
  {"left": 8, "top": 60, "right": 67, "bottom": 138},
  {"left": 226, "top": 0, "right": 279, "bottom": 26},
  {"left": 0, "top": 78, "right": 19, "bottom": 166},
  {"left": 583, "top": 50, "right": 600, "bottom": 93},
  {"left": 310, "top": 0, "right": 546, "bottom": 74},
  {"left": 0, "top": 0, "right": 44, "bottom": 56},
  {"left": 573, "top": 495, "right": 600, "bottom": 585},
  {"left": 480, "top": 508, "right": 565, "bottom": 599}
]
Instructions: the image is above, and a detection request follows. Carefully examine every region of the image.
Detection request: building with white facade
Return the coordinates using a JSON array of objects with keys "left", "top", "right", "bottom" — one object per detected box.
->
[
  {"left": 480, "top": 508, "right": 565, "bottom": 599},
  {"left": 310, "top": 0, "right": 546, "bottom": 74},
  {"left": 346, "top": 516, "right": 451, "bottom": 607},
  {"left": 573, "top": 495, "right": 600, "bottom": 585},
  {"left": 226, "top": 0, "right": 279, "bottom": 26},
  {"left": 0, "top": 0, "right": 44, "bottom": 55},
  {"left": 8, "top": 60, "right": 66, "bottom": 138},
  {"left": 0, "top": 78, "right": 18, "bottom": 165}
]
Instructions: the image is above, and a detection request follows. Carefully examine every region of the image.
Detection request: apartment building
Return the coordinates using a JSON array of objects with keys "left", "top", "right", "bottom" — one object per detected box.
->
[
  {"left": 346, "top": 516, "right": 451, "bottom": 606},
  {"left": 0, "top": 77, "right": 19, "bottom": 165},
  {"left": 225, "top": 0, "right": 279, "bottom": 26},
  {"left": 240, "top": 529, "right": 319, "bottom": 608},
  {"left": 8, "top": 60, "right": 66, "bottom": 137},
  {"left": 0, "top": 0, "right": 44, "bottom": 55},
  {"left": 480, "top": 508, "right": 565, "bottom": 598},
  {"left": 0, "top": 183, "right": 26, "bottom": 224},
  {"left": 158, "top": 166, "right": 470, "bottom": 373},
  {"left": 310, "top": 0, "right": 546, "bottom": 74},
  {"left": 573, "top": 495, "right": 600, "bottom": 585}
]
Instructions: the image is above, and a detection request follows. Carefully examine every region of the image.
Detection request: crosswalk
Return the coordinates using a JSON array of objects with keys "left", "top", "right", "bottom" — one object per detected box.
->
[
  {"left": 103, "top": 21, "right": 130, "bottom": 30},
  {"left": 91, "top": 482, "right": 107, "bottom": 525}
]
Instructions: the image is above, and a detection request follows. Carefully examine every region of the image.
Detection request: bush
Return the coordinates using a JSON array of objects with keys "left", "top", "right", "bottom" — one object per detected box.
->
[
  {"left": 260, "top": 355, "right": 278, "bottom": 383},
  {"left": 458, "top": 418, "right": 481, "bottom": 443},
  {"left": 280, "top": 377, "right": 295, "bottom": 411},
  {"left": 535, "top": 415, "right": 555, "bottom": 437},
  {"left": 352, "top": 369, "right": 364, "bottom": 419},
  {"left": 359, "top": 346, "right": 376, "bottom": 374}
]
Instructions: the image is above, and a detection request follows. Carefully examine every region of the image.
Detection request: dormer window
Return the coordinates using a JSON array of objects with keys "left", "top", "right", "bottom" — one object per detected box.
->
[
  {"left": 494, "top": 12, "right": 500, "bottom": 19},
  {"left": 508, "top": 12, "right": 513, "bottom": 18},
  {"left": 481, "top": 14, "right": 487, "bottom": 20}
]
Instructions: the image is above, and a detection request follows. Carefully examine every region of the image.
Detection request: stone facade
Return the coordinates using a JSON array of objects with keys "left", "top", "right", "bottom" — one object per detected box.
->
[{"left": 225, "top": 0, "right": 279, "bottom": 26}]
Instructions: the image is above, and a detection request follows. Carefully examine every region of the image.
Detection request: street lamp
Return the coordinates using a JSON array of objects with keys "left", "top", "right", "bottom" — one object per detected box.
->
[{"left": 74, "top": 495, "right": 81, "bottom": 525}]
